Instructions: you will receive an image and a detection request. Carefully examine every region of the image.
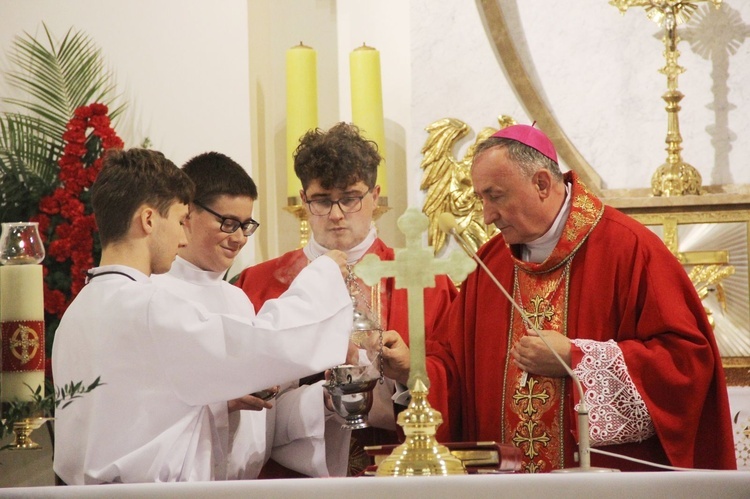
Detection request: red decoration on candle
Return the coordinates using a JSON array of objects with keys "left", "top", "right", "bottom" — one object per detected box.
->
[{"left": 2, "top": 320, "right": 45, "bottom": 372}]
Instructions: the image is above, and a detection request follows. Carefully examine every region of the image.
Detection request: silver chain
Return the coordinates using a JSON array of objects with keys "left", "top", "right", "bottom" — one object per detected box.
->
[{"left": 346, "top": 264, "right": 385, "bottom": 384}]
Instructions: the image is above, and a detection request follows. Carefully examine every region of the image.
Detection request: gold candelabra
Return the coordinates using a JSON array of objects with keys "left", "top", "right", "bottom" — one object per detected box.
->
[{"left": 610, "top": 0, "right": 722, "bottom": 196}]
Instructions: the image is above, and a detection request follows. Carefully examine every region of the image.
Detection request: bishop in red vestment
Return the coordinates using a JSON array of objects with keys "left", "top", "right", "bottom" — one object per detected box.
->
[{"left": 388, "top": 125, "right": 736, "bottom": 472}]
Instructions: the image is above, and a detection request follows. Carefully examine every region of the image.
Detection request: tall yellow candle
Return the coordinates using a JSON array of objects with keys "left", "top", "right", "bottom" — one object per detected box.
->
[
  {"left": 1, "top": 264, "right": 45, "bottom": 402},
  {"left": 286, "top": 43, "right": 318, "bottom": 201},
  {"left": 350, "top": 44, "right": 387, "bottom": 198}
]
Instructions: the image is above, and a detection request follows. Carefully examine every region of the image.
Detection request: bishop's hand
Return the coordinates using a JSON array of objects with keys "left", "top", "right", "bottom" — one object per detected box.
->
[
  {"left": 380, "top": 329, "right": 411, "bottom": 385},
  {"left": 511, "top": 329, "right": 572, "bottom": 378}
]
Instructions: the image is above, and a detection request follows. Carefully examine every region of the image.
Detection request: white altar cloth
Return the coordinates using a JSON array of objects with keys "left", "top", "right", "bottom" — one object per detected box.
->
[{"left": 3, "top": 471, "right": 749, "bottom": 498}]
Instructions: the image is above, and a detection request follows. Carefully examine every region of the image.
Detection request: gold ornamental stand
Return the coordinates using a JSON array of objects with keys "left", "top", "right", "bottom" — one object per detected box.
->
[
  {"left": 355, "top": 208, "right": 475, "bottom": 476},
  {"left": 610, "top": 0, "right": 722, "bottom": 196},
  {"left": 283, "top": 197, "right": 311, "bottom": 247},
  {"left": 374, "top": 379, "right": 464, "bottom": 476},
  {"left": 8, "top": 417, "right": 52, "bottom": 450}
]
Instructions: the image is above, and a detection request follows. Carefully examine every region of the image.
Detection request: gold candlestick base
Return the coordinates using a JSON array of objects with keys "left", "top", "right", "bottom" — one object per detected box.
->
[
  {"left": 375, "top": 379, "right": 466, "bottom": 476},
  {"left": 9, "top": 417, "right": 51, "bottom": 450},
  {"left": 650, "top": 88, "right": 703, "bottom": 196},
  {"left": 284, "top": 198, "right": 311, "bottom": 248},
  {"left": 651, "top": 160, "right": 703, "bottom": 196}
]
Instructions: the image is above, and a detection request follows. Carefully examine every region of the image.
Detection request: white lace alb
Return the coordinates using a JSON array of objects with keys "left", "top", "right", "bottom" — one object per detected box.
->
[{"left": 571, "top": 339, "right": 655, "bottom": 446}]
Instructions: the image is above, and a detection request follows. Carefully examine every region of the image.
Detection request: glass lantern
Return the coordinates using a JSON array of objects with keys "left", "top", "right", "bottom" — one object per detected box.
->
[{"left": 0, "top": 222, "right": 46, "bottom": 265}]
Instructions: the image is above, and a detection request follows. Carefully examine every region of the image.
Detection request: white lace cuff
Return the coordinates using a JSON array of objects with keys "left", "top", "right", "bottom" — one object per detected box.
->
[{"left": 571, "top": 339, "right": 655, "bottom": 446}]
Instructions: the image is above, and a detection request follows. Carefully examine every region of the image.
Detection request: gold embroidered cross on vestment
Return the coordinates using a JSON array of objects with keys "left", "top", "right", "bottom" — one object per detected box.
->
[
  {"left": 514, "top": 260, "right": 570, "bottom": 333},
  {"left": 512, "top": 418, "right": 551, "bottom": 460},
  {"left": 512, "top": 377, "right": 551, "bottom": 417}
]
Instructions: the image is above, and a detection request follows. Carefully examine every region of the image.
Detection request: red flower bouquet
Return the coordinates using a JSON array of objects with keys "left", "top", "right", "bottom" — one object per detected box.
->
[{"left": 31, "top": 103, "right": 124, "bottom": 353}]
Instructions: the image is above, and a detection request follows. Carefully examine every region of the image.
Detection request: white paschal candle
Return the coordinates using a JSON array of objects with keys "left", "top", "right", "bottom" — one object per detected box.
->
[{"left": 1, "top": 264, "right": 45, "bottom": 402}]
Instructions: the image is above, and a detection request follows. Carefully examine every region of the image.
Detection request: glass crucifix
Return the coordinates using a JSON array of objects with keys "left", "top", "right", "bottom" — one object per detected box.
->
[
  {"left": 354, "top": 208, "right": 475, "bottom": 476},
  {"left": 355, "top": 208, "right": 475, "bottom": 391}
]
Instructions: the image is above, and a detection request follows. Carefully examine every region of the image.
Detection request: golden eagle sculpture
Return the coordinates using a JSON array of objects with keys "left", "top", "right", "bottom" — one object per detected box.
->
[{"left": 420, "top": 116, "right": 516, "bottom": 256}]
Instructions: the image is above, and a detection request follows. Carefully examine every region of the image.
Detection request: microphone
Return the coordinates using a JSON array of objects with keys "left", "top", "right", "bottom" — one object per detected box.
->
[{"left": 438, "top": 213, "right": 615, "bottom": 472}]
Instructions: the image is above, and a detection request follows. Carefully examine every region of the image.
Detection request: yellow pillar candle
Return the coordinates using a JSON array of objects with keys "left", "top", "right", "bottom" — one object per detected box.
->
[
  {"left": 350, "top": 44, "right": 387, "bottom": 198},
  {"left": 286, "top": 43, "right": 318, "bottom": 202},
  {"left": 1, "top": 264, "right": 45, "bottom": 402}
]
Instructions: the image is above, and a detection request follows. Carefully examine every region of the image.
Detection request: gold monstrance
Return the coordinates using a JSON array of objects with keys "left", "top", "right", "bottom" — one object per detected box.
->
[
  {"left": 610, "top": 0, "right": 722, "bottom": 196},
  {"left": 355, "top": 208, "right": 475, "bottom": 476}
]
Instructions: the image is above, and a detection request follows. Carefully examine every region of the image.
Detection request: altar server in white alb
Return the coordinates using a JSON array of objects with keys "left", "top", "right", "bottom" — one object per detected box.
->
[
  {"left": 52, "top": 148, "right": 353, "bottom": 485},
  {"left": 151, "top": 151, "right": 344, "bottom": 479}
]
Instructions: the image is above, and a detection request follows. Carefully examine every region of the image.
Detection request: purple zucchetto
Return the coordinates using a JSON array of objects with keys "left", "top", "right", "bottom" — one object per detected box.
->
[{"left": 491, "top": 124, "right": 558, "bottom": 164}]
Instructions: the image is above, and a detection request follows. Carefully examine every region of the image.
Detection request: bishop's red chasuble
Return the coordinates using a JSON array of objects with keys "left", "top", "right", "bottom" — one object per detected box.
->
[{"left": 427, "top": 172, "right": 736, "bottom": 472}]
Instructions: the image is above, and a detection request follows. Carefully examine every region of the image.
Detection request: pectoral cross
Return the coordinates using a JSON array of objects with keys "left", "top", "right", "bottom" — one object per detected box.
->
[{"left": 355, "top": 208, "right": 476, "bottom": 390}]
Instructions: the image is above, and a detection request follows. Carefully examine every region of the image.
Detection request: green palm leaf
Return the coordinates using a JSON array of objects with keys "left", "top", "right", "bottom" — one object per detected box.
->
[
  {"left": 0, "top": 113, "right": 60, "bottom": 221},
  {"left": 0, "top": 23, "right": 124, "bottom": 223},
  {"left": 4, "top": 24, "right": 123, "bottom": 139}
]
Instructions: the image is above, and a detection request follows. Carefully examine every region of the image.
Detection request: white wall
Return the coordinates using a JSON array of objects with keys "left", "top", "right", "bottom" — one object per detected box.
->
[
  {"left": 336, "top": 0, "right": 411, "bottom": 248},
  {"left": 409, "top": 0, "right": 750, "bottom": 194},
  {"left": 0, "top": 0, "right": 256, "bottom": 271},
  {"left": 247, "top": 0, "right": 341, "bottom": 260},
  {"left": 409, "top": 0, "right": 528, "bottom": 207}
]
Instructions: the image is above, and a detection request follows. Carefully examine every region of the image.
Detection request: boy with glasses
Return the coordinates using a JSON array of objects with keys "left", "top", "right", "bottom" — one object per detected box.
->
[
  {"left": 235, "top": 122, "right": 458, "bottom": 477},
  {"left": 379, "top": 125, "right": 736, "bottom": 472},
  {"left": 52, "top": 148, "right": 353, "bottom": 484},
  {"left": 152, "top": 151, "right": 343, "bottom": 479},
  {"left": 193, "top": 200, "right": 260, "bottom": 237}
]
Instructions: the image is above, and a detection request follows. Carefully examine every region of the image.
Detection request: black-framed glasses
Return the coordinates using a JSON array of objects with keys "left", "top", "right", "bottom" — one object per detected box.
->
[
  {"left": 193, "top": 201, "right": 260, "bottom": 236},
  {"left": 304, "top": 191, "right": 370, "bottom": 216}
]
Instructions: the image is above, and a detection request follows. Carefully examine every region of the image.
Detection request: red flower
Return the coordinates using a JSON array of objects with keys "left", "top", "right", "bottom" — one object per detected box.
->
[
  {"left": 62, "top": 126, "right": 86, "bottom": 141},
  {"left": 43, "top": 287, "right": 68, "bottom": 317},
  {"left": 37, "top": 103, "right": 123, "bottom": 320},
  {"left": 88, "top": 115, "right": 110, "bottom": 130},
  {"left": 58, "top": 154, "right": 80, "bottom": 167},
  {"left": 89, "top": 103, "right": 107, "bottom": 114},
  {"left": 49, "top": 239, "right": 71, "bottom": 261},
  {"left": 39, "top": 196, "right": 60, "bottom": 215},
  {"left": 60, "top": 198, "right": 84, "bottom": 219},
  {"left": 73, "top": 106, "right": 93, "bottom": 119},
  {"left": 65, "top": 143, "right": 88, "bottom": 157}
]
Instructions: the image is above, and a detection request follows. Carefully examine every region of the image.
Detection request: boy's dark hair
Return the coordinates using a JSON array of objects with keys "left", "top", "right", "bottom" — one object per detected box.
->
[
  {"left": 294, "top": 122, "right": 381, "bottom": 191},
  {"left": 92, "top": 148, "right": 194, "bottom": 246},
  {"left": 181, "top": 152, "right": 257, "bottom": 205}
]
